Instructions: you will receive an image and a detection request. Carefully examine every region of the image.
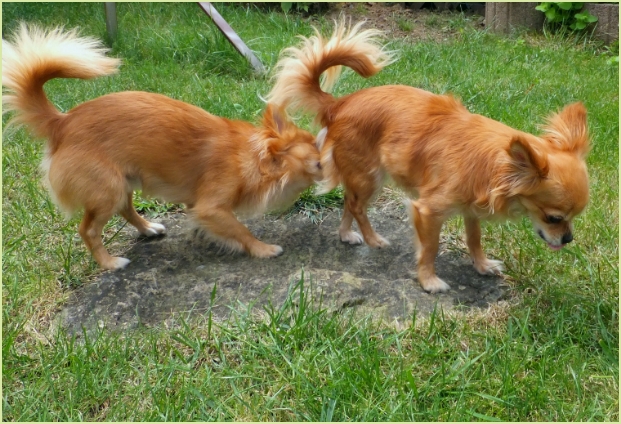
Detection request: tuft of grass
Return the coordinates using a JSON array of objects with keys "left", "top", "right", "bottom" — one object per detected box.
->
[
  {"left": 285, "top": 187, "right": 344, "bottom": 223},
  {"left": 425, "top": 14, "right": 441, "bottom": 28},
  {"left": 132, "top": 191, "right": 183, "bottom": 217},
  {"left": 2, "top": 3, "right": 618, "bottom": 421},
  {"left": 396, "top": 15, "right": 414, "bottom": 32}
]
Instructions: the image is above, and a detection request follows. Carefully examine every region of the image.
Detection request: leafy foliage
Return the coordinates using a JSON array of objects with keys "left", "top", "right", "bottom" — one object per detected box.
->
[
  {"left": 280, "top": 2, "right": 312, "bottom": 13},
  {"left": 535, "top": 2, "right": 598, "bottom": 31}
]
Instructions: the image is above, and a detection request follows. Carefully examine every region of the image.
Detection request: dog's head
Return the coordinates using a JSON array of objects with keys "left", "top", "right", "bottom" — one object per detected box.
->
[
  {"left": 260, "top": 104, "right": 324, "bottom": 184},
  {"left": 252, "top": 105, "right": 324, "bottom": 213},
  {"left": 505, "top": 102, "right": 590, "bottom": 250}
]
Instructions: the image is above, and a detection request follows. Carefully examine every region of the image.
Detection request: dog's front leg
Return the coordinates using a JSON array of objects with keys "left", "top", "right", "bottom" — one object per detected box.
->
[
  {"left": 409, "top": 201, "right": 450, "bottom": 294},
  {"left": 193, "top": 204, "right": 283, "bottom": 258},
  {"left": 463, "top": 215, "right": 504, "bottom": 276},
  {"left": 120, "top": 193, "right": 166, "bottom": 237}
]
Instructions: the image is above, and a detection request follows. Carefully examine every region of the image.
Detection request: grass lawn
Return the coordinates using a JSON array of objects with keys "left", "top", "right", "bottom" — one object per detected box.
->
[{"left": 2, "top": 2, "right": 618, "bottom": 421}]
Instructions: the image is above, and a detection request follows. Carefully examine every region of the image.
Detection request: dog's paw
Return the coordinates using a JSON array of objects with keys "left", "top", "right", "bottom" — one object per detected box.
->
[
  {"left": 340, "top": 230, "right": 364, "bottom": 245},
  {"left": 474, "top": 258, "right": 504, "bottom": 276},
  {"left": 142, "top": 222, "right": 166, "bottom": 237},
  {"left": 419, "top": 275, "right": 451, "bottom": 294},
  {"left": 251, "top": 243, "right": 283, "bottom": 258},
  {"left": 105, "top": 256, "right": 131, "bottom": 270},
  {"left": 366, "top": 233, "right": 390, "bottom": 249}
]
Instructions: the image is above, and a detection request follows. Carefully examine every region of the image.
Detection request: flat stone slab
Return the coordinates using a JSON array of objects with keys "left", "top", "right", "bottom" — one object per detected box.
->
[{"left": 59, "top": 202, "right": 508, "bottom": 333}]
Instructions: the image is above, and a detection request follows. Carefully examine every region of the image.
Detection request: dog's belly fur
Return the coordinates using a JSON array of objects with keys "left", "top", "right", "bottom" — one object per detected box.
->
[{"left": 129, "top": 174, "right": 194, "bottom": 205}]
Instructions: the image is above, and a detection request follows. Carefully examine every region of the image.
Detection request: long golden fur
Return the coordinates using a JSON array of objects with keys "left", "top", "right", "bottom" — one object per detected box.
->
[
  {"left": 3, "top": 24, "right": 324, "bottom": 270},
  {"left": 268, "top": 20, "right": 590, "bottom": 293}
]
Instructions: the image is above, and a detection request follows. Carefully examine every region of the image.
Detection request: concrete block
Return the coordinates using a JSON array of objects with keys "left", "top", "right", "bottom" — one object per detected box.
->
[
  {"left": 584, "top": 3, "right": 619, "bottom": 44},
  {"left": 485, "top": 2, "right": 544, "bottom": 34}
]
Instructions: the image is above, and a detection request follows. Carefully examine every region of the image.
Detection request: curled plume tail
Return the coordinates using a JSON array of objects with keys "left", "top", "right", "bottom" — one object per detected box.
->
[
  {"left": 267, "top": 18, "right": 396, "bottom": 121},
  {"left": 2, "top": 23, "right": 120, "bottom": 141}
]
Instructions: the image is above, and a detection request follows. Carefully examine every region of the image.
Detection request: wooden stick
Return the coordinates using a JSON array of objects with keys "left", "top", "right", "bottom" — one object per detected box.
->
[{"left": 197, "top": 2, "right": 266, "bottom": 75}]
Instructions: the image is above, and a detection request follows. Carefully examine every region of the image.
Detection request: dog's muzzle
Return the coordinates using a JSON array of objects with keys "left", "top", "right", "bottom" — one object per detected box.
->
[{"left": 538, "top": 230, "right": 573, "bottom": 250}]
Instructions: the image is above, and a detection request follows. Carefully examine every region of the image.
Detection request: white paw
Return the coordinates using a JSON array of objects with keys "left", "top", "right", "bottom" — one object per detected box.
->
[
  {"left": 367, "top": 233, "right": 390, "bottom": 248},
  {"left": 142, "top": 222, "right": 166, "bottom": 237},
  {"left": 251, "top": 244, "right": 283, "bottom": 258},
  {"left": 269, "top": 244, "right": 284, "bottom": 257},
  {"left": 108, "top": 257, "right": 131, "bottom": 270},
  {"left": 420, "top": 275, "right": 451, "bottom": 294},
  {"left": 340, "top": 230, "right": 364, "bottom": 245},
  {"left": 474, "top": 258, "right": 505, "bottom": 276}
]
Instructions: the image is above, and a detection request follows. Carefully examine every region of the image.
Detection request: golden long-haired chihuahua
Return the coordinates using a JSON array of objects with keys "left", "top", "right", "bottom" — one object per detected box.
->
[
  {"left": 267, "top": 21, "right": 590, "bottom": 293},
  {"left": 3, "top": 24, "right": 324, "bottom": 271}
]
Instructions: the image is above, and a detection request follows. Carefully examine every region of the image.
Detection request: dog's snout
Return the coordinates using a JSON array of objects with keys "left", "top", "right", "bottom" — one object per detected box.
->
[{"left": 561, "top": 232, "right": 573, "bottom": 244}]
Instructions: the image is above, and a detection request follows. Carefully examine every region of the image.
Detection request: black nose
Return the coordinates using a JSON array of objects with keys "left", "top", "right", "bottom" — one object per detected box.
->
[{"left": 561, "top": 232, "right": 573, "bottom": 244}]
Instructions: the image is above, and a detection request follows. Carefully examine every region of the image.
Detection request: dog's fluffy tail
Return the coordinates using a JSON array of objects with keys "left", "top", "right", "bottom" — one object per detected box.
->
[
  {"left": 266, "top": 19, "right": 395, "bottom": 123},
  {"left": 2, "top": 23, "right": 120, "bottom": 146}
]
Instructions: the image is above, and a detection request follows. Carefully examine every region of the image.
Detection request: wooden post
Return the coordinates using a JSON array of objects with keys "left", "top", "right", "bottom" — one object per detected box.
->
[
  {"left": 104, "top": 2, "right": 117, "bottom": 44},
  {"left": 197, "top": 2, "right": 266, "bottom": 75}
]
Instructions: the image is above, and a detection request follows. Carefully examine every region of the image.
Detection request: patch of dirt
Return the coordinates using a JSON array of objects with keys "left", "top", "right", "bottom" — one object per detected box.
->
[
  {"left": 58, "top": 202, "right": 510, "bottom": 334},
  {"left": 322, "top": 2, "right": 485, "bottom": 42},
  {"left": 57, "top": 3, "right": 505, "bottom": 336}
]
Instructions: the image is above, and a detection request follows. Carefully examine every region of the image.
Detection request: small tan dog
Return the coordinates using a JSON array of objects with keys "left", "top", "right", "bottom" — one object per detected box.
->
[
  {"left": 3, "top": 24, "right": 324, "bottom": 270},
  {"left": 268, "top": 21, "right": 590, "bottom": 293}
]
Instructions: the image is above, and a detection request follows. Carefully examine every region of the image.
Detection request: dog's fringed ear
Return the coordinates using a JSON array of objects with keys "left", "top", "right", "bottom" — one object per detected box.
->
[
  {"left": 258, "top": 104, "right": 289, "bottom": 163},
  {"left": 508, "top": 136, "right": 549, "bottom": 181},
  {"left": 315, "top": 127, "right": 328, "bottom": 151},
  {"left": 263, "top": 103, "right": 288, "bottom": 135},
  {"left": 542, "top": 102, "right": 590, "bottom": 159}
]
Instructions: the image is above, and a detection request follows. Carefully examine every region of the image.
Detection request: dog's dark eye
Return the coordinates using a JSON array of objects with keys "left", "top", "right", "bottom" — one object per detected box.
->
[
  {"left": 316, "top": 161, "right": 322, "bottom": 170},
  {"left": 546, "top": 215, "right": 563, "bottom": 224}
]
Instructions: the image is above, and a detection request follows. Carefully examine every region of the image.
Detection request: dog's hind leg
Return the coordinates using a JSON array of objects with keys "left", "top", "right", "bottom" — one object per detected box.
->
[
  {"left": 49, "top": 155, "right": 131, "bottom": 270},
  {"left": 120, "top": 192, "right": 166, "bottom": 237},
  {"left": 79, "top": 207, "right": 130, "bottom": 270},
  {"left": 342, "top": 182, "right": 389, "bottom": 248},
  {"left": 338, "top": 203, "right": 364, "bottom": 244},
  {"left": 464, "top": 215, "right": 504, "bottom": 276}
]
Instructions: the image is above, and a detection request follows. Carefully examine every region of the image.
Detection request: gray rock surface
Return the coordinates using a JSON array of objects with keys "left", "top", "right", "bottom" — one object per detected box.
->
[{"left": 59, "top": 203, "right": 509, "bottom": 333}]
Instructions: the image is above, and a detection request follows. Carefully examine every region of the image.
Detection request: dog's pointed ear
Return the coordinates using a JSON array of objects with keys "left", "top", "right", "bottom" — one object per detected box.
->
[
  {"left": 262, "top": 103, "right": 288, "bottom": 135},
  {"left": 315, "top": 127, "right": 328, "bottom": 151},
  {"left": 508, "top": 136, "right": 549, "bottom": 180},
  {"left": 258, "top": 104, "right": 291, "bottom": 163},
  {"left": 543, "top": 102, "right": 590, "bottom": 159}
]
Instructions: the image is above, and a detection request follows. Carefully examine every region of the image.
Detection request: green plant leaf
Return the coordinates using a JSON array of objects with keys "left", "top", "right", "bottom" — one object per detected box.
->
[
  {"left": 575, "top": 12, "right": 597, "bottom": 23},
  {"left": 571, "top": 21, "right": 587, "bottom": 30},
  {"left": 281, "top": 2, "right": 292, "bottom": 13},
  {"left": 556, "top": 2, "right": 574, "bottom": 11},
  {"left": 545, "top": 8, "right": 557, "bottom": 21}
]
